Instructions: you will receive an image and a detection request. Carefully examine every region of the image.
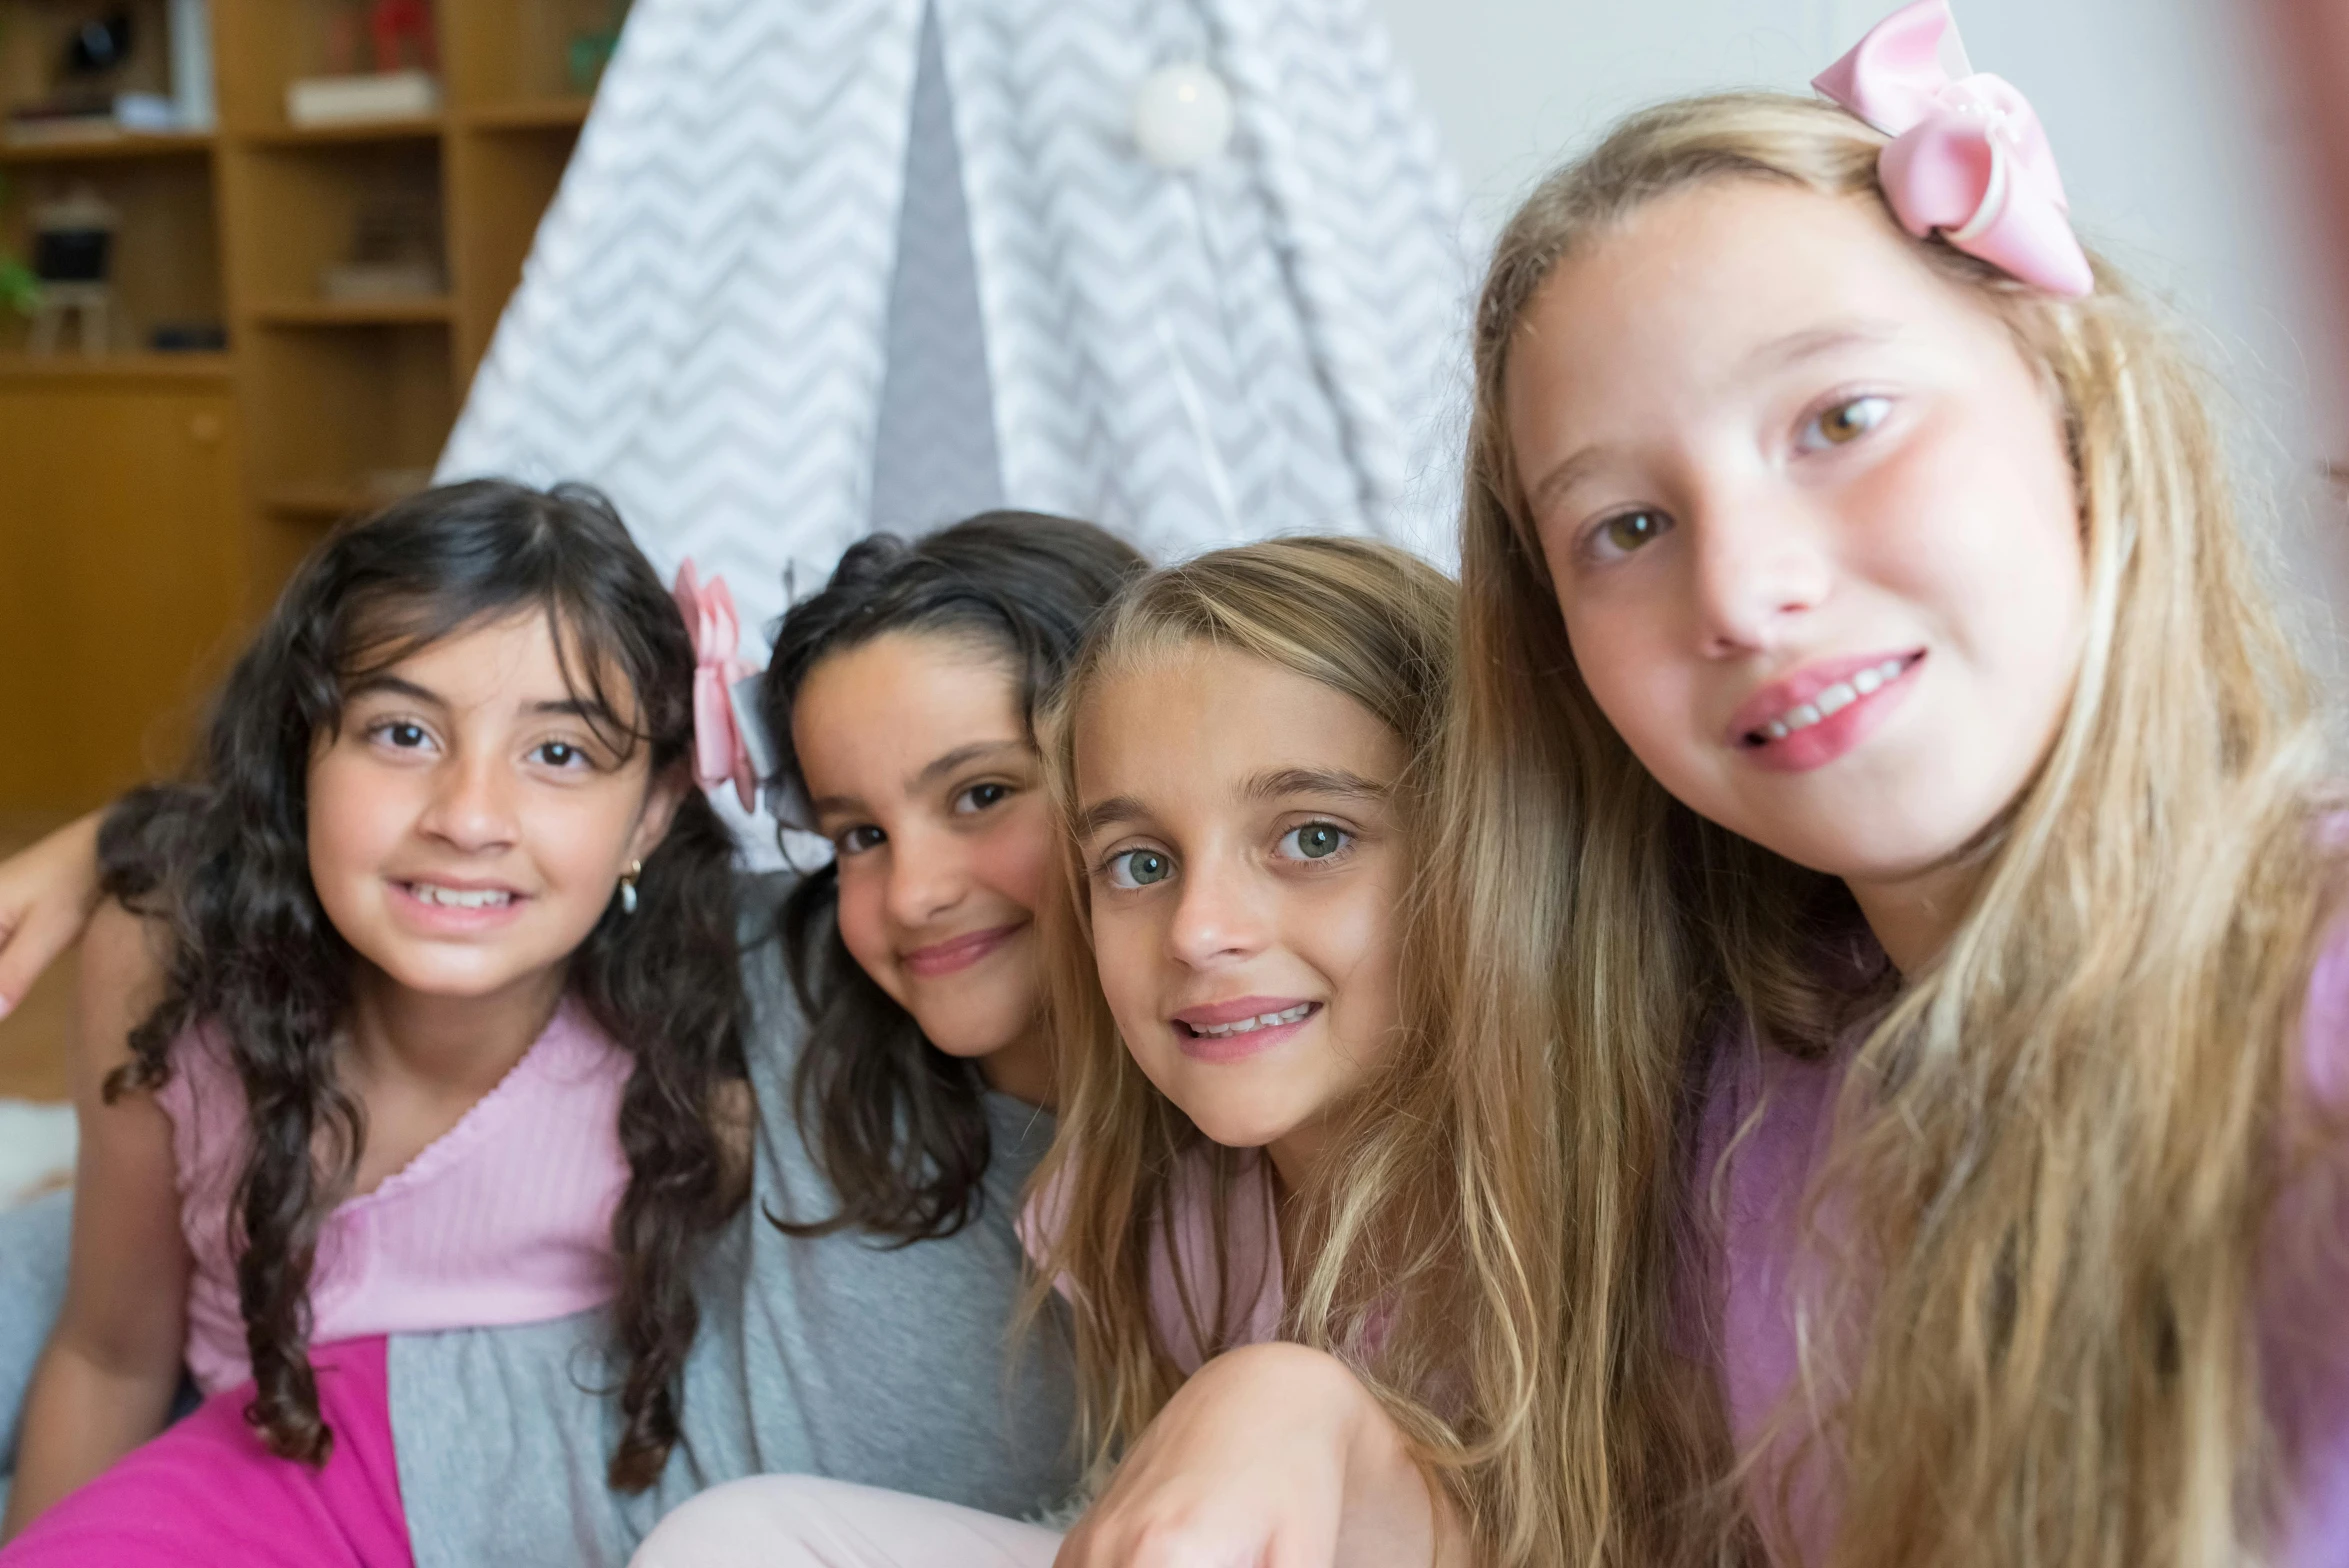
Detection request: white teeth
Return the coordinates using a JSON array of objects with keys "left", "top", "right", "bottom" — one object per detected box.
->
[
  {"left": 1752, "top": 657, "right": 1915, "bottom": 743},
  {"left": 411, "top": 883, "right": 514, "bottom": 909},
  {"left": 1191, "top": 1003, "right": 1314, "bottom": 1039}
]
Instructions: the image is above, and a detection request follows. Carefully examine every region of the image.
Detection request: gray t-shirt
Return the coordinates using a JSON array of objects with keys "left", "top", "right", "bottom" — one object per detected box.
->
[{"left": 391, "top": 874, "right": 1079, "bottom": 1568}]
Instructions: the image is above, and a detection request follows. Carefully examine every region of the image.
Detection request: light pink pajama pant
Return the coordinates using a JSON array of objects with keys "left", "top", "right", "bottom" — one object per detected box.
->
[{"left": 630, "top": 1476, "right": 1063, "bottom": 1568}]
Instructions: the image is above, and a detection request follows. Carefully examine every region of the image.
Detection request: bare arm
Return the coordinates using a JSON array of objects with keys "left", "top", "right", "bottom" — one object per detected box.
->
[
  {"left": 0, "top": 902, "right": 191, "bottom": 1542},
  {"left": 1055, "top": 1343, "right": 1470, "bottom": 1568},
  {"left": 0, "top": 812, "right": 103, "bottom": 1021}
]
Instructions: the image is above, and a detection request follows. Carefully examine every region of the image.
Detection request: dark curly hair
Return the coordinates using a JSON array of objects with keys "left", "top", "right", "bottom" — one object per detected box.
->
[
  {"left": 98, "top": 481, "right": 748, "bottom": 1491},
  {"left": 761, "top": 511, "right": 1144, "bottom": 1243}
]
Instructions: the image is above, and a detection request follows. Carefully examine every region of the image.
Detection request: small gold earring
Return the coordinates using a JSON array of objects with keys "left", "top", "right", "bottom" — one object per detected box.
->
[{"left": 619, "top": 859, "right": 643, "bottom": 915}]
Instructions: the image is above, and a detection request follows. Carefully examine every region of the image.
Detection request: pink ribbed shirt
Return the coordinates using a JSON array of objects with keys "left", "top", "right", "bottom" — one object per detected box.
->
[{"left": 155, "top": 999, "right": 632, "bottom": 1395}]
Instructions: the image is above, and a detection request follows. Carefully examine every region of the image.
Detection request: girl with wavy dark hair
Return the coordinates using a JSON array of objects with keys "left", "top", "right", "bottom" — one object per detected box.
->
[
  {"left": 0, "top": 481, "right": 748, "bottom": 1565},
  {"left": 758, "top": 511, "right": 1146, "bottom": 1243}
]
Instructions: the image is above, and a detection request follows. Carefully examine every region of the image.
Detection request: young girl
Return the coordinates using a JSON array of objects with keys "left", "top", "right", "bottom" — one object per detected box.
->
[
  {"left": 0, "top": 481, "right": 751, "bottom": 1564},
  {"left": 758, "top": 514, "right": 1143, "bottom": 1230},
  {"left": 627, "top": 538, "right": 1470, "bottom": 1568},
  {"left": 1387, "top": 2, "right": 2349, "bottom": 1562}
]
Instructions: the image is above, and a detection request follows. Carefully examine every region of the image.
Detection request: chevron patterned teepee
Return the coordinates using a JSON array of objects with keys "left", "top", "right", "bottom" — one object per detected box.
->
[{"left": 438, "top": 0, "right": 1474, "bottom": 645}]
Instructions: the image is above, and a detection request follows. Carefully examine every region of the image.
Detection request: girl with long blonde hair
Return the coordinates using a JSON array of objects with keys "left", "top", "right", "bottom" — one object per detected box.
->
[{"left": 1360, "top": 2, "right": 2349, "bottom": 1563}]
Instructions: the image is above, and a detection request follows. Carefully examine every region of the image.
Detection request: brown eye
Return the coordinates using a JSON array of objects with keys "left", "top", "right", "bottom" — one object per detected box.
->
[
  {"left": 1599, "top": 510, "right": 1670, "bottom": 556},
  {"left": 1811, "top": 395, "right": 1890, "bottom": 447}
]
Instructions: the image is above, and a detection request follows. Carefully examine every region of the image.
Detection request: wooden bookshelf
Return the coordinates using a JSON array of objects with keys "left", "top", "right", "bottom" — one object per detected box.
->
[
  {"left": 0, "top": 0, "right": 607, "bottom": 812},
  {"left": 0, "top": 129, "right": 216, "bottom": 164}
]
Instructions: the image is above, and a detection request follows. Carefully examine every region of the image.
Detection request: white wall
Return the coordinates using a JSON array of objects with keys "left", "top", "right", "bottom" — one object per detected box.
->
[{"left": 1366, "top": 0, "right": 2349, "bottom": 675}]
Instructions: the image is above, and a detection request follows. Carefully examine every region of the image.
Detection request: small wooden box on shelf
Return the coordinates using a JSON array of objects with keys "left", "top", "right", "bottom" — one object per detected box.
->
[{"left": 0, "top": 0, "right": 605, "bottom": 814}]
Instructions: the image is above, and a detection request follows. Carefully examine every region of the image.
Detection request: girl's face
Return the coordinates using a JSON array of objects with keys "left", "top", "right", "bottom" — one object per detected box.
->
[
  {"left": 1507, "top": 180, "right": 2086, "bottom": 933},
  {"left": 1074, "top": 646, "right": 1408, "bottom": 1188},
  {"left": 794, "top": 632, "right": 1055, "bottom": 1103},
  {"left": 309, "top": 612, "right": 681, "bottom": 1005}
]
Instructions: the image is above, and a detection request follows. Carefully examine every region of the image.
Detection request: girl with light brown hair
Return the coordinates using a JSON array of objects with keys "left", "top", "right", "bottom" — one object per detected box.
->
[{"left": 1353, "top": 2, "right": 2349, "bottom": 1563}]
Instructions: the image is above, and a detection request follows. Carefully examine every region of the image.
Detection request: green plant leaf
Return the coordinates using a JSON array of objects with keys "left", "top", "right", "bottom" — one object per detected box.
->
[{"left": 0, "top": 261, "right": 37, "bottom": 318}]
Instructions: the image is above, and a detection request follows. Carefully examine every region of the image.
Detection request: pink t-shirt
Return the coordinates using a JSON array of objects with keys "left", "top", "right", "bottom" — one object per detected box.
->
[
  {"left": 1694, "top": 929, "right": 2349, "bottom": 1567},
  {"left": 1022, "top": 1145, "right": 1284, "bottom": 1373},
  {"left": 154, "top": 999, "right": 633, "bottom": 1394}
]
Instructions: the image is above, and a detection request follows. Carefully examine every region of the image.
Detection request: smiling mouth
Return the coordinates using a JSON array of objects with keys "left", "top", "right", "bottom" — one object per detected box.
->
[
  {"left": 1178, "top": 1002, "right": 1321, "bottom": 1040},
  {"left": 902, "top": 922, "right": 1025, "bottom": 977},
  {"left": 1739, "top": 652, "right": 1924, "bottom": 748},
  {"left": 398, "top": 881, "right": 521, "bottom": 910}
]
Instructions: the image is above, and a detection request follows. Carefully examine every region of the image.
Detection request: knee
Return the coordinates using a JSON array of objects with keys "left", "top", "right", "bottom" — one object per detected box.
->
[{"left": 629, "top": 1476, "right": 857, "bottom": 1568}]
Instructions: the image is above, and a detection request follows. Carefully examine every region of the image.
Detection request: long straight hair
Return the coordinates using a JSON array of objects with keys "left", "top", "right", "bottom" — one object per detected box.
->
[
  {"left": 1345, "top": 92, "right": 2344, "bottom": 1567},
  {"left": 99, "top": 481, "right": 749, "bottom": 1491},
  {"left": 1025, "top": 536, "right": 1457, "bottom": 1476},
  {"left": 757, "top": 512, "right": 1144, "bottom": 1243}
]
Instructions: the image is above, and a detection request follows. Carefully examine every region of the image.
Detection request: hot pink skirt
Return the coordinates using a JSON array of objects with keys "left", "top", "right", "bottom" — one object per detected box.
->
[{"left": 0, "top": 1337, "right": 411, "bottom": 1568}]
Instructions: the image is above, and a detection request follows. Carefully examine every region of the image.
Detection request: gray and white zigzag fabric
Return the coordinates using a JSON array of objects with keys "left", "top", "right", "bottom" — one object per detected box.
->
[{"left": 438, "top": 0, "right": 1474, "bottom": 646}]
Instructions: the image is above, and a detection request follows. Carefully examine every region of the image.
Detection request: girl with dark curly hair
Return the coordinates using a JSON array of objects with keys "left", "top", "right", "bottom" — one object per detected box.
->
[
  {"left": 0, "top": 506, "right": 1144, "bottom": 1566},
  {"left": 0, "top": 481, "right": 749, "bottom": 1566}
]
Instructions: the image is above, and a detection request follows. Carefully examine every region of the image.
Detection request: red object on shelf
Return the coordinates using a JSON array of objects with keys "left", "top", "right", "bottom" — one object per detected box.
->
[{"left": 371, "top": 0, "right": 438, "bottom": 72}]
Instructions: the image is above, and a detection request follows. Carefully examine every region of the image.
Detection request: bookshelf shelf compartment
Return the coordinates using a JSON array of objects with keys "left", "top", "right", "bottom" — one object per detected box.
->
[
  {"left": 0, "top": 132, "right": 218, "bottom": 166},
  {"left": 243, "top": 118, "right": 445, "bottom": 149},
  {"left": 250, "top": 298, "right": 454, "bottom": 326},
  {"left": 0, "top": 352, "right": 233, "bottom": 382},
  {"left": 466, "top": 99, "right": 591, "bottom": 132}
]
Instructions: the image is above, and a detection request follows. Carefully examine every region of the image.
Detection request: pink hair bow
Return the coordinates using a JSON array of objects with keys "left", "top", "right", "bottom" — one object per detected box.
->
[
  {"left": 672, "top": 560, "right": 761, "bottom": 811},
  {"left": 1813, "top": 0, "right": 2092, "bottom": 297}
]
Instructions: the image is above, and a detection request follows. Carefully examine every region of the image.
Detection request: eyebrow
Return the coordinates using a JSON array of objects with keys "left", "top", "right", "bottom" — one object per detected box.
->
[
  {"left": 807, "top": 736, "right": 1028, "bottom": 820},
  {"left": 1742, "top": 320, "right": 1898, "bottom": 374},
  {"left": 1244, "top": 766, "right": 1391, "bottom": 803},
  {"left": 1073, "top": 795, "right": 1150, "bottom": 841},
  {"left": 1074, "top": 767, "right": 1392, "bottom": 842},
  {"left": 913, "top": 738, "right": 1026, "bottom": 788},
  {"left": 1523, "top": 319, "right": 1902, "bottom": 518},
  {"left": 345, "top": 673, "right": 445, "bottom": 710},
  {"left": 346, "top": 675, "right": 615, "bottom": 724}
]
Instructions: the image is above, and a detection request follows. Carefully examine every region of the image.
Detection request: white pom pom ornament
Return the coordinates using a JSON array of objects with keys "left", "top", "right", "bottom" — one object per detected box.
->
[{"left": 1132, "top": 62, "right": 1235, "bottom": 171}]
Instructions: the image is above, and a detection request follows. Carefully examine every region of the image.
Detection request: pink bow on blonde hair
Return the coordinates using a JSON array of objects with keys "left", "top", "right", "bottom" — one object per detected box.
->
[
  {"left": 671, "top": 560, "right": 760, "bottom": 812},
  {"left": 1814, "top": 0, "right": 2093, "bottom": 297}
]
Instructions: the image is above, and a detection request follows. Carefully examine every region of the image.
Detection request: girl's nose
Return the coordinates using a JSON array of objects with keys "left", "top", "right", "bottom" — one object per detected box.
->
[
  {"left": 884, "top": 824, "right": 970, "bottom": 928},
  {"left": 1686, "top": 485, "right": 1833, "bottom": 657},
  {"left": 419, "top": 753, "right": 521, "bottom": 853},
  {"left": 1167, "top": 853, "right": 1270, "bottom": 969}
]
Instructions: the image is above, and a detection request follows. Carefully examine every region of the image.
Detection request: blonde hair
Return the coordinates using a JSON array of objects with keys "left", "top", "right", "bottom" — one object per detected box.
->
[
  {"left": 1345, "top": 91, "right": 2344, "bottom": 1567},
  {"left": 1023, "top": 536, "right": 1457, "bottom": 1478}
]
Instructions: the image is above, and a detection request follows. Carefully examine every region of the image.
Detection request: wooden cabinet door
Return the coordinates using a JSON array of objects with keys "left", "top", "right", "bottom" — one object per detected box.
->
[{"left": 0, "top": 380, "right": 244, "bottom": 812}]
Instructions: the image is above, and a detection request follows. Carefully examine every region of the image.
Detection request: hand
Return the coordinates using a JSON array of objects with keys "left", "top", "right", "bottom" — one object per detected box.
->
[
  {"left": 1055, "top": 1343, "right": 1463, "bottom": 1568},
  {"left": 0, "top": 812, "right": 105, "bottom": 1022}
]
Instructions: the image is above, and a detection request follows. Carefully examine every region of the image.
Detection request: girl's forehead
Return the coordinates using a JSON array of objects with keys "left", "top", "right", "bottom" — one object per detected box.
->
[
  {"left": 1074, "top": 646, "right": 1404, "bottom": 799},
  {"left": 1520, "top": 181, "right": 1979, "bottom": 389},
  {"left": 347, "top": 608, "right": 638, "bottom": 723}
]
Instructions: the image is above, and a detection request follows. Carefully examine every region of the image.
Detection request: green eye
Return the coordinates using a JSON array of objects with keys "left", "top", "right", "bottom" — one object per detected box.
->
[
  {"left": 1599, "top": 510, "right": 1669, "bottom": 556},
  {"left": 1108, "top": 849, "right": 1173, "bottom": 889},
  {"left": 1280, "top": 823, "right": 1350, "bottom": 861}
]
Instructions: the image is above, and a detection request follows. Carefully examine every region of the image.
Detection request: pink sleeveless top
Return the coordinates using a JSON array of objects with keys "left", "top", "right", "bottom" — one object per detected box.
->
[{"left": 155, "top": 999, "right": 633, "bottom": 1394}]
